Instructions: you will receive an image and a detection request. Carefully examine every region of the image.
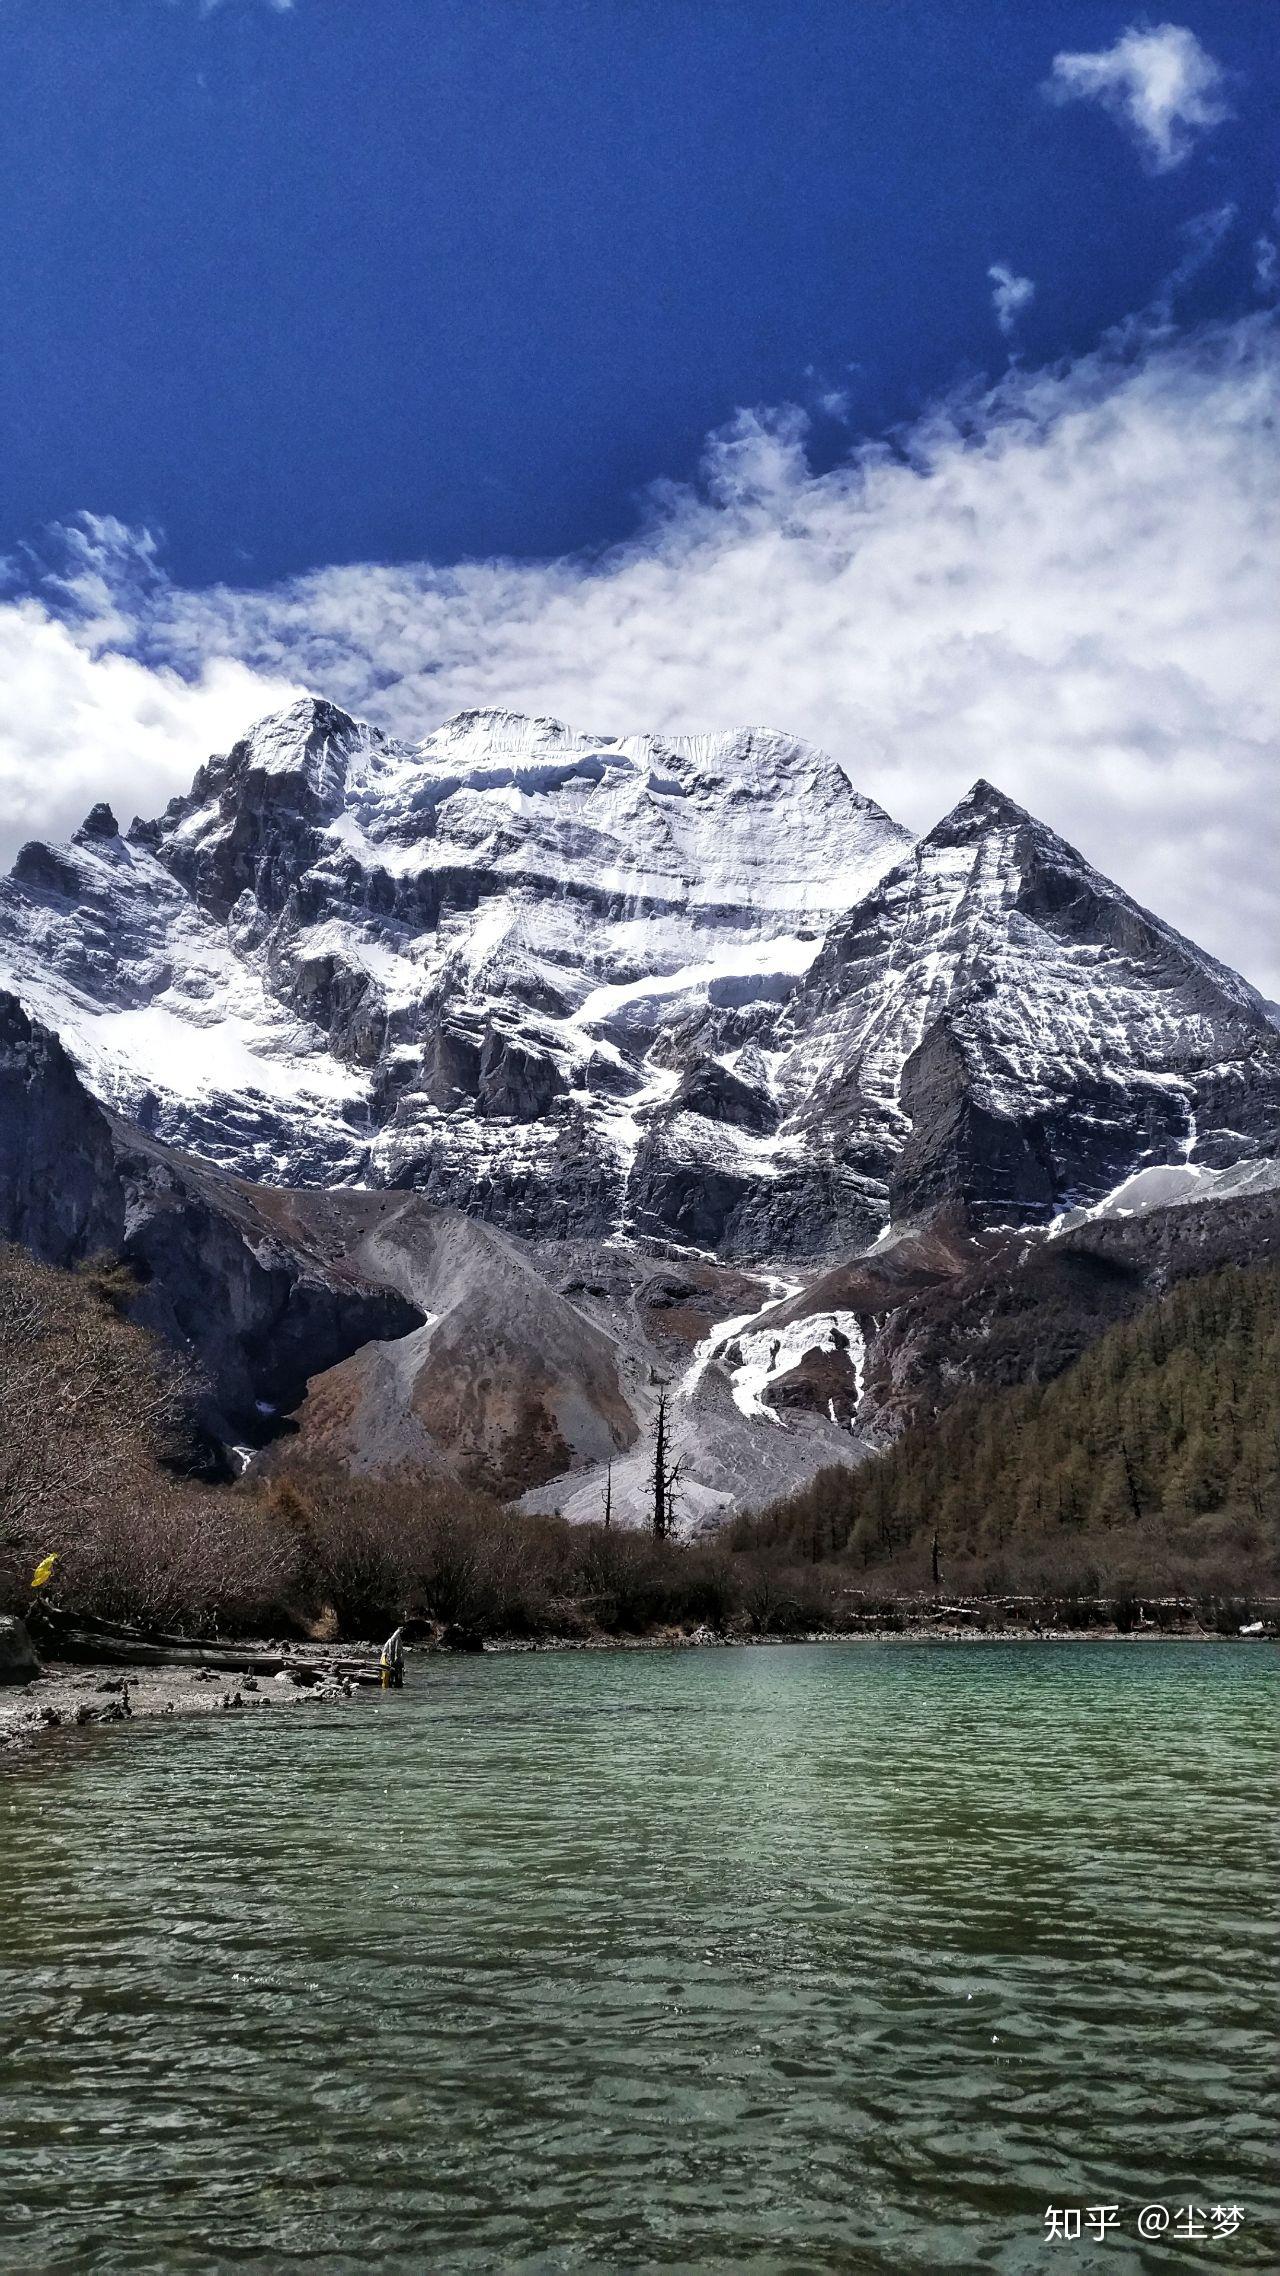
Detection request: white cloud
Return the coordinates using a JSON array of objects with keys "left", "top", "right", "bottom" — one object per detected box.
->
[
  {"left": 1142, "top": 202, "right": 1237, "bottom": 324},
  {"left": 2, "top": 316, "right": 1278, "bottom": 997},
  {"left": 988, "top": 263, "right": 1035, "bottom": 337},
  {"left": 1044, "top": 23, "right": 1231, "bottom": 172},
  {"left": 0, "top": 602, "right": 300, "bottom": 852},
  {"left": 1256, "top": 237, "right": 1278, "bottom": 297}
]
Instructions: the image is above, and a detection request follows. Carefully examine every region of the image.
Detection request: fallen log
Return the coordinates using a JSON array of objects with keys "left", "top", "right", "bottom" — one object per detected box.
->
[{"left": 28, "top": 1604, "right": 377, "bottom": 1681}]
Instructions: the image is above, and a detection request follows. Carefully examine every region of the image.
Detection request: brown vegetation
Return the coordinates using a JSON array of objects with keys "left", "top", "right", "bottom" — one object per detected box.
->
[
  {"left": 0, "top": 1244, "right": 294, "bottom": 1630},
  {"left": 0, "top": 1245, "right": 814, "bottom": 1639}
]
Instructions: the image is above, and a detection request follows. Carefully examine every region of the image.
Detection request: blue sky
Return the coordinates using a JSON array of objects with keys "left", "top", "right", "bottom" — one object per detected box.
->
[
  {"left": 1, "top": 0, "right": 1275, "bottom": 584},
  {"left": 0, "top": 4, "right": 1277, "bottom": 990}
]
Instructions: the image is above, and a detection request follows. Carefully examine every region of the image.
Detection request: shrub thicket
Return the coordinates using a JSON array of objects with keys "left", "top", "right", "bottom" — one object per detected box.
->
[{"left": 0, "top": 1244, "right": 295, "bottom": 1629}]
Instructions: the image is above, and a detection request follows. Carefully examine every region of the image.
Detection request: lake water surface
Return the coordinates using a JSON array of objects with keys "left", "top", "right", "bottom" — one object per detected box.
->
[{"left": 1, "top": 1641, "right": 1276, "bottom": 2274}]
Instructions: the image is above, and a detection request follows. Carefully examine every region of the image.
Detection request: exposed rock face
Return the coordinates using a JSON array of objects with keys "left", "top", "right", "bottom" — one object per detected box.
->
[
  {"left": 74, "top": 802, "right": 120, "bottom": 844},
  {"left": 276, "top": 1201, "right": 640, "bottom": 1498},
  {"left": 0, "top": 992, "right": 123, "bottom": 1263},
  {"left": 4, "top": 702, "right": 1277, "bottom": 1258},
  {"left": 111, "top": 1146, "right": 423, "bottom": 1440},
  {"left": 846, "top": 1181, "right": 1280, "bottom": 1446}
]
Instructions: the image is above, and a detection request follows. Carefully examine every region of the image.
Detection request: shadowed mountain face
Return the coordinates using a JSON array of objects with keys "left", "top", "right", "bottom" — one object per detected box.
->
[
  {"left": 775, "top": 780, "right": 1280, "bottom": 1235},
  {"left": 7, "top": 698, "right": 1275, "bottom": 1258}
]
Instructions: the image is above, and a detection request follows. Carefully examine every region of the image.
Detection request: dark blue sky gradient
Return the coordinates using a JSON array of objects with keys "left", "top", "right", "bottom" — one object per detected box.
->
[{"left": 1, "top": 0, "right": 1274, "bottom": 587}]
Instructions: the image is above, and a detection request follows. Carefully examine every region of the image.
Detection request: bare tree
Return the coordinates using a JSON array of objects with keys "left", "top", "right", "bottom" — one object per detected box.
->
[{"left": 651, "top": 1383, "right": 683, "bottom": 1541}]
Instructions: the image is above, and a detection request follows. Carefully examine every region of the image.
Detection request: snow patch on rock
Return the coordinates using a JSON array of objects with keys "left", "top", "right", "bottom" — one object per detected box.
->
[{"left": 727, "top": 1311, "right": 866, "bottom": 1426}]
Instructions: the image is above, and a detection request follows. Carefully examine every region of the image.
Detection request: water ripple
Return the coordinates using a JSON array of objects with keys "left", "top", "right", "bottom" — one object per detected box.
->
[{"left": 1, "top": 1642, "right": 1275, "bottom": 2274}]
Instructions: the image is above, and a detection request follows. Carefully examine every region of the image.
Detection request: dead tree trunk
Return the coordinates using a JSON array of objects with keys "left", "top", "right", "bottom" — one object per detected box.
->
[{"left": 652, "top": 1385, "right": 681, "bottom": 1541}]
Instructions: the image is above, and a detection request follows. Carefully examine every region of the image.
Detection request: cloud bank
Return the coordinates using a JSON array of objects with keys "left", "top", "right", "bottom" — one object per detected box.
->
[
  {"left": 1045, "top": 22, "right": 1230, "bottom": 172},
  {"left": 2, "top": 315, "right": 1277, "bottom": 996}
]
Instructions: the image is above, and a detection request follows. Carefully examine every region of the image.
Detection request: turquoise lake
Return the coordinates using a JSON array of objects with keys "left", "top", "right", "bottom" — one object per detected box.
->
[{"left": 1, "top": 1640, "right": 1276, "bottom": 2273}]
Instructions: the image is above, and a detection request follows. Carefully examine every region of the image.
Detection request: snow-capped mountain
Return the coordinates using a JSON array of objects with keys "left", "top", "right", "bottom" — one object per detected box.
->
[
  {"left": 776, "top": 779, "right": 1280, "bottom": 1233},
  {"left": 3, "top": 695, "right": 1278, "bottom": 1260}
]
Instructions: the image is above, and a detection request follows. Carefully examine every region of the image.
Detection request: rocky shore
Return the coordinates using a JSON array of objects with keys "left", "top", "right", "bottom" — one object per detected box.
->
[{"left": 0, "top": 1642, "right": 386, "bottom": 1754}]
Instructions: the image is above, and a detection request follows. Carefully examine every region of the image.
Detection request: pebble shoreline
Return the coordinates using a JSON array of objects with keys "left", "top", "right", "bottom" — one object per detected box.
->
[{"left": 0, "top": 1646, "right": 380, "bottom": 1754}]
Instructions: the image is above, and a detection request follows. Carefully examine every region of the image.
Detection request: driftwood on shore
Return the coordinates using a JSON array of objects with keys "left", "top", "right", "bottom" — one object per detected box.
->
[{"left": 28, "top": 1605, "right": 381, "bottom": 1682}]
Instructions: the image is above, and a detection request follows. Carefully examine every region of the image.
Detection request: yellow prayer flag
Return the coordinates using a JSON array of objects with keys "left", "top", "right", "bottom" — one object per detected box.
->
[{"left": 31, "top": 1553, "right": 59, "bottom": 1589}]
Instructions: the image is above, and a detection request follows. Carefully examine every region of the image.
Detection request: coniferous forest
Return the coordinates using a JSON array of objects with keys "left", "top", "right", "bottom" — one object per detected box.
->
[{"left": 731, "top": 1262, "right": 1280, "bottom": 1600}]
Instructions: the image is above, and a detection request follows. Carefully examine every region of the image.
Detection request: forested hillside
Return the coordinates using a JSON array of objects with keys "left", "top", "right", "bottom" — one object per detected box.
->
[{"left": 732, "top": 1263, "right": 1280, "bottom": 1598}]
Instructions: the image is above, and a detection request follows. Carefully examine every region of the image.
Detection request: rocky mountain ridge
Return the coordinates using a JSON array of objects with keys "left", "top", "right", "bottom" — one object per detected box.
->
[{"left": 4, "top": 695, "right": 1278, "bottom": 1262}]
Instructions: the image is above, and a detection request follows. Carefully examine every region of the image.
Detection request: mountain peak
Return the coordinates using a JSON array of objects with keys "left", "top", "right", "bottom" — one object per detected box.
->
[
  {"left": 237, "top": 695, "right": 369, "bottom": 772},
  {"left": 424, "top": 707, "right": 582, "bottom": 756},
  {"left": 934, "top": 778, "right": 1036, "bottom": 837},
  {"left": 74, "top": 801, "right": 120, "bottom": 843}
]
